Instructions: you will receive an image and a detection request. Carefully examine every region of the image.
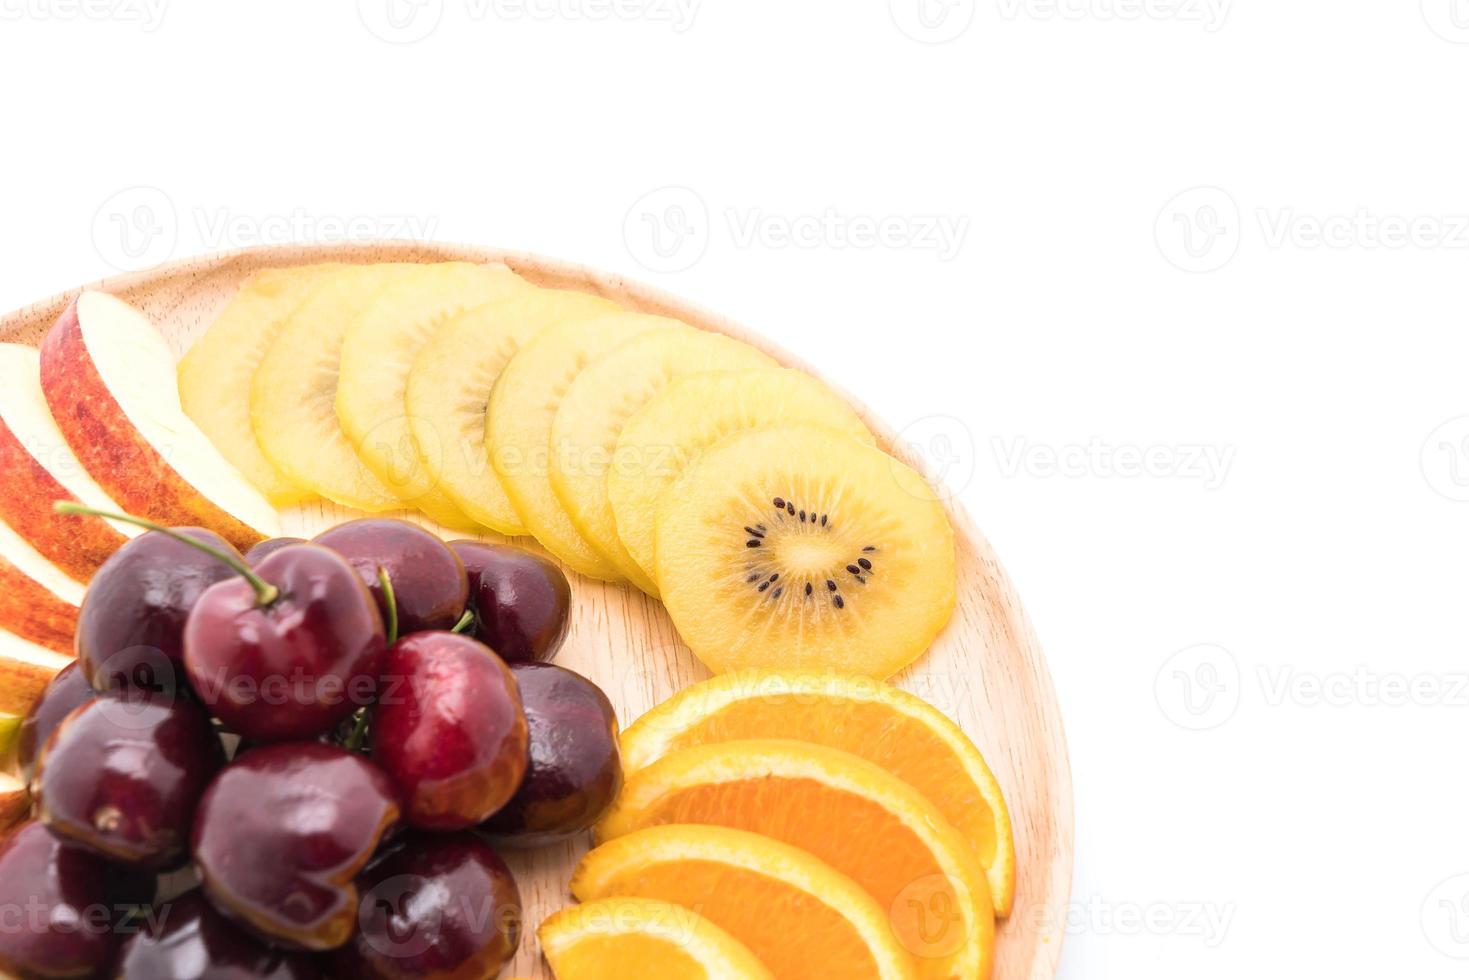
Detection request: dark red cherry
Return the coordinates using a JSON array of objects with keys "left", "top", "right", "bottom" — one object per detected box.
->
[
  {"left": 245, "top": 537, "right": 307, "bottom": 566},
  {"left": 482, "top": 663, "right": 622, "bottom": 846},
  {"left": 314, "top": 519, "right": 469, "bottom": 634},
  {"left": 35, "top": 694, "right": 224, "bottom": 869},
  {"left": 17, "top": 661, "right": 95, "bottom": 784},
  {"left": 185, "top": 544, "right": 386, "bottom": 742},
  {"left": 114, "top": 889, "right": 321, "bottom": 979},
  {"left": 332, "top": 832, "right": 521, "bottom": 979},
  {"left": 449, "top": 541, "right": 571, "bottom": 663},
  {"left": 77, "top": 528, "right": 245, "bottom": 696},
  {"left": 372, "top": 632, "right": 528, "bottom": 831},
  {"left": 192, "top": 742, "right": 400, "bottom": 951},
  {"left": 0, "top": 822, "right": 124, "bottom": 977}
]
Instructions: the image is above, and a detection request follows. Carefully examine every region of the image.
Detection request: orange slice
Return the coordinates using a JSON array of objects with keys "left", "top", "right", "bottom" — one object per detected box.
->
[
  {"left": 540, "top": 897, "right": 776, "bottom": 980},
  {"left": 572, "top": 825, "right": 915, "bottom": 980},
  {"left": 596, "top": 740, "right": 993, "bottom": 980},
  {"left": 620, "top": 670, "right": 1016, "bottom": 916}
]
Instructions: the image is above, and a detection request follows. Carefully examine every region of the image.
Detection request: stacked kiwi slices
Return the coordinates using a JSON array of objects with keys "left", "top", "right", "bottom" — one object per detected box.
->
[
  {"left": 491, "top": 317, "right": 958, "bottom": 680},
  {"left": 187, "top": 264, "right": 959, "bottom": 680}
]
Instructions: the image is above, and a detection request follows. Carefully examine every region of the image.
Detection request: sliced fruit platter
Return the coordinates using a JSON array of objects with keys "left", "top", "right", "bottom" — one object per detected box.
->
[{"left": 0, "top": 243, "right": 1071, "bottom": 980}]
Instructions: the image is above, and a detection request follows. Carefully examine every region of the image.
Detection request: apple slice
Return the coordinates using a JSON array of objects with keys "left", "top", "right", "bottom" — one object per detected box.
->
[
  {"left": 335, "top": 262, "right": 531, "bottom": 530},
  {"left": 0, "top": 627, "right": 72, "bottom": 718},
  {"left": 40, "top": 292, "right": 281, "bottom": 551},
  {"left": 0, "top": 343, "right": 136, "bottom": 581},
  {"left": 0, "top": 552, "right": 77, "bottom": 655},
  {"left": 0, "top": 773, "right": 27, "bottom": 835},
  {"left": 180, "top": 265, "right": 344, "bottom": 508}
]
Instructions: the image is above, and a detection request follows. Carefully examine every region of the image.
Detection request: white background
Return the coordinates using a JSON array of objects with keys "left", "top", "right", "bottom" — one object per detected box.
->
[{"left": 2, "top": 2, "right": 1466, "bottom": 976}]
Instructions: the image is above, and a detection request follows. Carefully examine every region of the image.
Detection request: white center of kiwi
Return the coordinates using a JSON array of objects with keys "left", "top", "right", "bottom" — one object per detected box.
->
[{"left": 740, "top": 496, "right": 878, "bottom": 611}]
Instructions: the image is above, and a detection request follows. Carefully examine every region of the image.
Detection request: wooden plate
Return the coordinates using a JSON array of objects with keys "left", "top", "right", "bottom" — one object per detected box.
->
[{"left": 0, "top": 242, "right": 1073, "bottom": 979}]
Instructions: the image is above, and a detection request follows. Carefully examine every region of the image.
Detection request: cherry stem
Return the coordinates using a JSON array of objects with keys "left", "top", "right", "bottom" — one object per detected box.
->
[
  {"left": 55, "top": 503, "right": 280, "bottom": 606},
  {"left": 344, "top": 709, "right": 370, "bottom": 753},
  {"left": 451, "top": 610, "right": 475, "bottom": 635},
  {"left": 377, "top": 568, "right": 399, "bottom": 646}
]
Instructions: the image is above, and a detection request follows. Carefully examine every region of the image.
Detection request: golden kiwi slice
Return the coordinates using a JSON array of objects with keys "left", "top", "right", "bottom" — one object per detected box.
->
[
  {"left": 336, "top": 262, "right": 531, "bottom": 530},
  {"left": 655, "top": 423, "right": 956, "bottom": 679},
  {"left": 488, "top": 313, "right": 683, "bottom": 581},
  {"left": 550, "top": 330, "right": 777, "bottom": 596},
  {"left": 609, "top": 368, "right": 875, "bottom": 585},
  {"left": 405, "top": 289, "right": 620, "bottom": 536}
]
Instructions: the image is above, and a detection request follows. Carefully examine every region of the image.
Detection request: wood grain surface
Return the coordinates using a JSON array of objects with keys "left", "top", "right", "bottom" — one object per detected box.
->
[{"left": 0, "top": 242, "right": 1073, "bottom": 980}]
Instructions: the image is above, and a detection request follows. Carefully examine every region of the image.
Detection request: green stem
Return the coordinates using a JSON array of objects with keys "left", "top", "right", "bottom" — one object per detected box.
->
[
  {"left": 377, "top": 567, "right": 399, "bottom": 646},
  {"left": 56, "top": 503, "right": 279, "bottom": 606},
  {"left": 344, "top": 708, "right": 370, "bottom": 752},
  {"left": 451, "top": 610, "right": 475, "bottom": 635}
]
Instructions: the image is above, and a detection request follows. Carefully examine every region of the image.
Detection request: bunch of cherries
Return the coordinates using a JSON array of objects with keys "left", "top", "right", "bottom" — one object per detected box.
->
[{"left": 0, "top": 514, "right": 623, "bottom": 979}]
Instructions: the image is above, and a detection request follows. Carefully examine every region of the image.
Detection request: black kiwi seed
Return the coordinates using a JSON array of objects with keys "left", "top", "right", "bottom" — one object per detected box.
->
[
  {"left": 747, "top": 573, "right": 760, "bottom": 583},
  {"left": 773, "top": 497, "right": 785, "bottom": 509},
  {"left": 863, "top": 545, "right": 875, "bottom": 552},
  {"left": 858, "top": 558, "right": 872, "bottom": 571},
  {"left": 846, "top": 565, "right": 861, "bottom": 576},
  {"left": 821, "top": 515, "right": 828, "bottom": 526},
  {"left": 786, "top": 503, "right": 795, "bottom": 516},
  {"left": 805, "top": 583, "right": 813, "bottom": 596},
  {"left": 772, "top": 587, "right": 783, "bottom": 599},
  {"left": 826, "top": 580, "right": 837, "bottom": 592},
  {"left": 758, "top": 581, "right": 771, "bottom": 593},
  {"left": 745, "top": 526, "right": 764, "bottom": 538},
  {"left": 833, "top": 595, "right": 845, "bottom": 609}
]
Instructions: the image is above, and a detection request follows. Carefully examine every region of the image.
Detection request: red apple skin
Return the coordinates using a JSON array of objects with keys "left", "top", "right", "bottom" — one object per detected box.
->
[
  {"left": 0, "top": 644, "right": 71, "bottom": 718},
  {"left": 373, "top": 633, "right": 529, "bottom": 831},
  {"left": 39, "top": 299, "right": 266, "bottom": 552},
  {"left": 0, "top": 414, "right": 126, "bottom": 581},
  {"left": 0, "top": 555, "right": 76, "bottom": 654}
]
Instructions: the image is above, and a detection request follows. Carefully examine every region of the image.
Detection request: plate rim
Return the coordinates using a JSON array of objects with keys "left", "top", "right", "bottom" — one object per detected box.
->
[{"left": 0, "top": 240, "right": 1075, "bottom": 979}]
